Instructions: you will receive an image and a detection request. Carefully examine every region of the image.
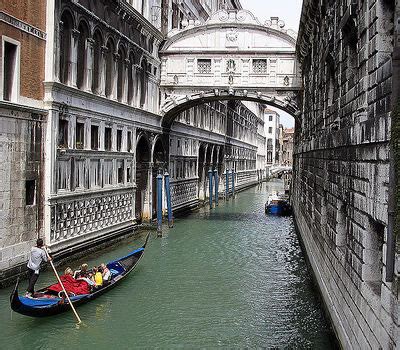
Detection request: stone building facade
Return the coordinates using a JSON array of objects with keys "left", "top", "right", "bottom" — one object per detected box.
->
[
  {"left": 281, "top": 127, "right": 294, "bottom": 166},
  {"left": 168, "top": 99, "right": 262, "bottom": 210},
  {"left": 294, "top": 0, "right": 398, "bottom": 348},
  {"left": 264, "top": 109, "right": 280, "bottom": 166},
  {"left": 0, "top": 1, "right": 47, "bottom": 285}
]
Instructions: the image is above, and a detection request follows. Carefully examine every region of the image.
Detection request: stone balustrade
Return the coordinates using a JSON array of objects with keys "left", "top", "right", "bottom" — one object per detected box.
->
[
  {"left": 170, "top": 178, "right": 198, "bottom": 210},
  {"left": 49, "top": 187, "right": 135, "bottom": 250}
]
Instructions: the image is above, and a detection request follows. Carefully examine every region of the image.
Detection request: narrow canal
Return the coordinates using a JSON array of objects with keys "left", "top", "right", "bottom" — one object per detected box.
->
[{"left": 0, "top": 180, "right": 336, "bottom": 349}]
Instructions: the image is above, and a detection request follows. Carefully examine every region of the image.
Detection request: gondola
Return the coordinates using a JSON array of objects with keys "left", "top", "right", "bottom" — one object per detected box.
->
[
  {"left": 10, "top": 233, "right": 150, "bottom": 318},
  {"left": 265, "top": 193, "right": 292, "bottom": 216}
]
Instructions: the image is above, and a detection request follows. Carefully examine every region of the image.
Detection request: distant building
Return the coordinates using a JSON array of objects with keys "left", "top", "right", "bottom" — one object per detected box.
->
[
  {"left": 281, "top": 128, "right": 294, "bottom": 166},
  {"left": 264, "top": 109, "right": 280, "bottom": 165}
]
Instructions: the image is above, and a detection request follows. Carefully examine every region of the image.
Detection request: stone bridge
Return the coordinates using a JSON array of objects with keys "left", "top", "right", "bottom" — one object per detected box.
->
[{"left": 159, "top": 10, "right": 302, "bottom": 128}]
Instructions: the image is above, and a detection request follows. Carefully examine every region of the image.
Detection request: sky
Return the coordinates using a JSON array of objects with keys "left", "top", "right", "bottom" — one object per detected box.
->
[{"left": 240, "top": 0, "right": 303, "bottom": 127}]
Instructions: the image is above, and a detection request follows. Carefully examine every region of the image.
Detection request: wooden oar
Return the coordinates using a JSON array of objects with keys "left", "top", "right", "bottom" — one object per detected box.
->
[{"left": 44, "top": 247, "right": 82, "bottom": 324}]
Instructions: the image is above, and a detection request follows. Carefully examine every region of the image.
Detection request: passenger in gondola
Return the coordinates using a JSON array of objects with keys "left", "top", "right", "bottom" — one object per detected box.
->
[
  {"left": 74, "top": 263, "right": 95, "bottom": 287},
  {"left": 100, "top": 263, "right": 111, "bottom": 282},
  {"left": 73, "top": 263, "right": 89, "bottom": 279},
  {"left": 93, "top": 266, "right": 103, "bottom": 287}
]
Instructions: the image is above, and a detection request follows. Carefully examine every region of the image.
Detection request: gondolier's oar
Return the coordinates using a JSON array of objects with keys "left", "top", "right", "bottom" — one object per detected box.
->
[{"left": 44, "top": 247, "right": 82, "bottom": 324}]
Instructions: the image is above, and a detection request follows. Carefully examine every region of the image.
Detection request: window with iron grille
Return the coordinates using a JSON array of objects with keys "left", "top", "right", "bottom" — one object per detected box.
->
[
  {"left": 252, "top": 59, "right": 267, "bottom": 74},
  {"left": 197, "top": 59, "right": 212, "bottom": 74}
]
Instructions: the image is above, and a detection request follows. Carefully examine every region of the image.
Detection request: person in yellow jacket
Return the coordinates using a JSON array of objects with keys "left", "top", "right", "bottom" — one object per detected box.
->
[{"left": 92, "top": 266, "right": 103, "bottom": 286}]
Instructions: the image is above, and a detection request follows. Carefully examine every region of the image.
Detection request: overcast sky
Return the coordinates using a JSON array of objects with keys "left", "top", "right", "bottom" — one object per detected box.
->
[
  {"left": 240, "top": 0, "right": 303, "bottom": 32},
  {"left": 240, "top": 0, "right": 303, "bottom": 127}
]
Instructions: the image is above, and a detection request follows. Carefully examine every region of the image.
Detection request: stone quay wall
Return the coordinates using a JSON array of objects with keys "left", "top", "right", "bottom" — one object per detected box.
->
[{"left": 293, "top": 0, "right": 398, "bottom": 348}]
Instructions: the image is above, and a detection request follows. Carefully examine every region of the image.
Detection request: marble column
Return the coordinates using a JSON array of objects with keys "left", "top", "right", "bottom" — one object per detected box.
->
[
  {"left": 70, "top": 29, "right": 80, "bottom": 88},
  {"left": 85, "top": 38, "right": 94, "bottom": 93}
]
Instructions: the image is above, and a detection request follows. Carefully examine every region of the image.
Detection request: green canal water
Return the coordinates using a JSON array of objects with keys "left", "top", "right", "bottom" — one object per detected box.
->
[{"left": 0, "top": 180, "right": 336, "bottom": 349}]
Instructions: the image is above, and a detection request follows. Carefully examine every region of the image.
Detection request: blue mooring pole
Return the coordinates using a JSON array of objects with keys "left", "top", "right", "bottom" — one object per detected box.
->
[
  {"left": 231, "top": 169, "right": 235, "bottom": 197},
  {"left": 214, "top": 169, "right": 219, "bottom": 206},
  {"left": 225, "top": 170, "right": 229, "bottom": 199},
  {"left": 157, "top": 173, "right": 163, "bottom": 234},
  {"left": 208, "top": 169, "right": 213, "bottom": 209},
  {"left": 164, "top": 172, "right": 173, "bottom": 228}
]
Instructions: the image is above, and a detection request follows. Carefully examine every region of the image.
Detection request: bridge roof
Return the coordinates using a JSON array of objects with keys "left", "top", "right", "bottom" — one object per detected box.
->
[{"left": 161, "top": 10, "right": 297, "bottom": 54}]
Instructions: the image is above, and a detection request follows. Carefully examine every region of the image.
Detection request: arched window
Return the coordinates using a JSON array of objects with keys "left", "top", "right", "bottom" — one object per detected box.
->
[
  {"left": 105, "top": 38, "right": 115, "bottom": 98},
  {"left": 77, "top": 21, "right": 89, "bottom": 90},
  {"left": 92, "top": 30, "right": 102, "bottom": 94},
  {"left": 59, "top": 11, "right": 74, "bottom": 84},
  {"left": 117, "top": 46, "right": 126, "bottom": 102}
]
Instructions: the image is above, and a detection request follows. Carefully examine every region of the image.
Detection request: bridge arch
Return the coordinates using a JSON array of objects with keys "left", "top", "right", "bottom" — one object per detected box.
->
[{"left": 160, "top": 89, "right": 300, "bottom": 128}]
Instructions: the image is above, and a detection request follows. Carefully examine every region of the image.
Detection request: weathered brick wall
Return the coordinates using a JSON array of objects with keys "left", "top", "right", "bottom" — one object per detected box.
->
[
  {"left": 0, "top": 109, "right": 45, "bottom": 287},
  {"left": 294, "top": 0, "right": 398, "bottom": 348},
  {"left": 0, "top": 23, "right": 46, "bottom": 101},
  {"left": 1, "top": 0, "right": 46, "bottom": 101}
]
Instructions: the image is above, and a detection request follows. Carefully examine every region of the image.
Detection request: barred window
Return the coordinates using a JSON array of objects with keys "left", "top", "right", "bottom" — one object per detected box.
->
[
  {"left": 197, "top": 59, "right": 212, "bottom": 74},
  {"left": 252, "top": 59, "right": 267, "bottom": 74}
]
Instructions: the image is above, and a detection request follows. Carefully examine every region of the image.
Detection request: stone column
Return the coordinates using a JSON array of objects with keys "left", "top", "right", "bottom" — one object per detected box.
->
[
  {"left": 99, "top": 46, "right": 107, "bottom": 97},
  {"left": 85, "top": 38, "right": 94, "bottom": 93},
  {"left": 123, "top": 59, "right": 129, "bottom": 104},
  {"left": 111, "top": 52, "right": 119, "bottom": 101},
  {"left": 70, "top": 29, "right": 80, "bottom": 88},
  {"left": 135, "top": 65, "right": 142, "bottom": 108},
  {"left": 142, "top": 162, "right": 153, "bottom": 222},
  {"left": 56, "top": 22, "right": 63, "bottom": 82},
  {"left": 130, "top": 65, "right": 137, "bottom": 106}
]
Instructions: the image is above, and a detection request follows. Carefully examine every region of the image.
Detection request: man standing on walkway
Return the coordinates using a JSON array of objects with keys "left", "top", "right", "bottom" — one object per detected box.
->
[{"left": 26, "top": 238, "right": 51, "bottom": 297}]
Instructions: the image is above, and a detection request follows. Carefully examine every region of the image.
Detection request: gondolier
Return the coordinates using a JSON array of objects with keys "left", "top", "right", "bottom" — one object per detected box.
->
[{"left": 26, "top": 238, "right": 51, "bottom": 297}]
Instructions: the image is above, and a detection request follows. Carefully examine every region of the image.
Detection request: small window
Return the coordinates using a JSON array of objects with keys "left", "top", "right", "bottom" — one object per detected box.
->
[
  {"left": 268, "top": 127, "right": 273, "bottom": 134},
  {"left": 25, "top": 180, "right": 35, "bottom": 205},
  {"left": 58, "top": 119, "right": 69, "bottom": 148},
  {"left": 105, "top": 127, "right": 112, "bottom": 151},
  {"left": 197, "top": 59, "right": 212, "bottom": 74},
  {"left": 177, "top": 139, "right": 181, "bottom": 148},
  {"left": 269, "top": 115, "right": 273, "bottom": 121},
  {"left": 91, "top": 125, "right": 99, "bottom": 150},
  {"left": 117, "top": 129, "right": 122, "bottom": 151},
  {"left": 76, "top": 122, "right": 85, "bottom": 149},
  {"left": 127, "top": 131, "right": 132, "bottom": 152},
  {"left": 253, "top": 59, "right": 267, "bottom": 74},
  {"left": 3, "top": 40, "right": 19, "bottom": 101}
]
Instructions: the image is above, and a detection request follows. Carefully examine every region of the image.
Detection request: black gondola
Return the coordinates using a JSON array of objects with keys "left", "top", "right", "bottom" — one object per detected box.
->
[{"left": 10, "top": 233, "right": 150, "bottom": 318}]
